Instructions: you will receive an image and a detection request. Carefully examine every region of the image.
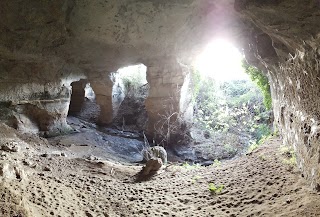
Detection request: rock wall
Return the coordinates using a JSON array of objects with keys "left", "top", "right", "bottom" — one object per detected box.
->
[
  {"left": 0, "top": 58, "right": 85, "bottom": 136},
  {"left": 270, "top": 51, "right": 320, "bottom": 190},
  {"left": 236, "top": 0, "right": 320, "bottom": 190},
  {"left": 1, "top": 0, "right": 235, "bottom": 137}
]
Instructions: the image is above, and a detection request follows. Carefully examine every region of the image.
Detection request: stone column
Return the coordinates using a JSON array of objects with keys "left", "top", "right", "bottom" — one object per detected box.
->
[
  {"left": 145, "top": 59, "right": 192, "bottom": 145},
  {"left": 90, "top": 73, "right": 114, "bottom": 125}
]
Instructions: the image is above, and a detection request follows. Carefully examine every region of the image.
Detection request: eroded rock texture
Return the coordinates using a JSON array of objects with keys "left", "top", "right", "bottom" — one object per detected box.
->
[
  {"left": 0, "top": 0, "right": 237, "bottom": 137},
  {"left": 1, "top": 0, "right": 320, "bottom": 188},
  {"left": 236, "top": 0, "right": 320, "bottom": 189}
]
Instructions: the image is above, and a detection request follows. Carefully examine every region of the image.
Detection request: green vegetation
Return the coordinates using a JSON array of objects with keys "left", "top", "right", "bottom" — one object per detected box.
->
[
  {"left": 182, "top": 162, "right": 201, "bottom": 170},
  {"left": 191, "top": 176, "right": 203, "bottom": 184},
  {"left": 283, "top": 155, "right": 296, "bottom": 166},
  {"left": 242, "top": 61, "right": 272, "bottom": 110},
  {"left": 259, "top": 154, "right": 267, "bottom": 161},
  {"left": 208, "top": 183, "right": 224, "bottom": 194},
  {"left": 211, "top": 159, "right": 221, "bottom": 167},
  {"left": 247, "top": 134, "right": 272, "bottom": 153},
  {"left": 280, "top": 145, "right": 297, "bottom": 166},
  {"left": 190, "top": 68, "right": 202, "bottom": 103},
  {"left": 224, "top": 144, "right": 237, "bottom": 155},
  {"left": 113, "top": 64, "right": 147, "bottom": 96},
  {"left": 192, "top": 67, "right": 273, "bottom": 155},
  {"left": 247, "top": 142, "right": 260, "bottom": 153}
]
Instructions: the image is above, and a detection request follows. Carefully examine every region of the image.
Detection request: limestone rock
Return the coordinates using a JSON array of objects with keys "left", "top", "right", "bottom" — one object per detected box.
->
[
  {"left": 0, "top": 152, "right": 7, "bottom": 160},
  {"left": 43, "top": 166, "right": 52, "bottom": 172},
  {"left": 0, "top": 163, "right": 16, "bottom": 180},
  {"left": 142, "top": 146, "right": 167, "bottom": 165},
  {"left": 0, "top": 163, "right": 25, "bottom": 180},
  {"left": 142, "top": 158, "right": 163, "bottom": 176},
  {"left": 135, "top": 158, "right": 163, "bottom": 182},
  {"left": 1, "top": 141, "right": 20, "bottom": 153},
  {"left": 22, "top": 159, "right": 37, "bottom": 169}
]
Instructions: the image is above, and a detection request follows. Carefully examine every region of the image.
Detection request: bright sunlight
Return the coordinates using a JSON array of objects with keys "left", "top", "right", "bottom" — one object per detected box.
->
[{"left": 195, "top": 39, "right": 248, "bottom": 81}]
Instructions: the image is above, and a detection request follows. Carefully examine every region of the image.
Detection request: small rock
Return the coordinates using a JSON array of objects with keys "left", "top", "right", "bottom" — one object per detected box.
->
[
  {"left": 0, "top": 163, "right": 16, "bottom": 179},
  {"left": 43, "top": 166, "right": 51, "bottom": 172},
  {"left": 141, "top": 158, "right": 163, "bottom": 176},
  {"left": 142, "top": 146, "right": 167, "bottom": 164},
  {"left": 203, "top": 130, "right": 211, "bottom": 139},
  {"left": 85, "top": 211, "right": 93, "bottom": 217},
  {"left": 14, "top": 166, "right": 26, "bottom": 180},
  {"left": 0, "top": 151, "right": 7, "bottom": 160},
  {"left": 86, "top": 155, "right": 98, "bottom": 161},
  {"left": 51, "top": 151, "right": 62, "bottom": 157},
  {"left": 23, "top": 159, "right": 37, "bottom": 168},
  {"left": 201, "top": 160, "right": 214, "bottom": 167},
  {"left": 40, "top": 153, "right": 48, "bottom": 157},
  {"left": 1, "top": 141, "right": 20, "bottom": 152}
]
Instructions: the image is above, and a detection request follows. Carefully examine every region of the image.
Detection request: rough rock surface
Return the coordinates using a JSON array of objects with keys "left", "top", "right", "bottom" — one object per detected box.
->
[
  {"left": 0, "top": 0, "right": 238, "bottom": 137},
  {"left": 136, "top": 158, "right": 163, "bottom": 181},
  {"left": 142, "top": 146, "right": 168, "bottom": 165},
  {"left": 235, "top": 0, "right": 320, "bottom": 190},
  {"left": 0, "top": 0, "right": 320, "bottom": 190}
]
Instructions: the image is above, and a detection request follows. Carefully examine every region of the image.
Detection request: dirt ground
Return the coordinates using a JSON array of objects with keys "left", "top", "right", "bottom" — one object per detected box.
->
[{"left": 1, "top": 123, "right": 320, "bottom": 217}]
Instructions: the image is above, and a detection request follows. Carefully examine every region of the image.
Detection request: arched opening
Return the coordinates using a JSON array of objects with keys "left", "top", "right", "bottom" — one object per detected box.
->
[
  {"left": 68, "top": 79, "right": 100, "bottom": 123},
  {"left": 111, "top": 64, "right": 149, "bottom": 131}
]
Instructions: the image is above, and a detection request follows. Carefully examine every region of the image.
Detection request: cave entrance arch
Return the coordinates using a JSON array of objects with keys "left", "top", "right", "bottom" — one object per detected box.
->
[
  {"left": 111, "top": 64, "right": 149, "bottom": 131},
  {"left": 68, "top": 79, "right": 100, "bottom": 123}
]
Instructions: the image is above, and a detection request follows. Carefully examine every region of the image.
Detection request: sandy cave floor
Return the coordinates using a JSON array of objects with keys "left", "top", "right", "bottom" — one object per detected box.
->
[{"left": 1, "top": 124, "right": 320, "bottom": 217}]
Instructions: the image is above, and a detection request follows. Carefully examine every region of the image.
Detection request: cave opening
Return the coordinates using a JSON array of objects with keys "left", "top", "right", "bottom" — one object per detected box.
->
[
  {"left": 111, "top": 64, "right": 149, "bottom": 131},
  {"left": 191, "top": 39, "right": 274, "bottom": 160},
  {"left": 68, "top": 79, "right": 100, "bottom": 123}
]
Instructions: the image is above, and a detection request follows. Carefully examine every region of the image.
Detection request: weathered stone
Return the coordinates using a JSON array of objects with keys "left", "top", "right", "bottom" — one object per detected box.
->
[
  {"left": 90, "top": 75, "right": 115, "bottom": 125},
  {"left": 142, "top": 146, "right": 168, "bottom": 165},
  {"left": 1, "top": 141, "right": 20, "bottom": 153},
  {"left": 22, "top": 159, "right": 37, "bottom": 168},
  {"left": 140, "top": 158, "right": 163, "bottom": 177},
  {"left": 236, "top": 0, "right": 320, "bottom": 190},
  {"left": 0, "top": 0, "right": 236, "bottom": 137},
  {"left": 0, "top": 163, "right": 16, "bottom": 180},
  {"left": 43, "top": 166, "right": 51, "bottom": 172}
]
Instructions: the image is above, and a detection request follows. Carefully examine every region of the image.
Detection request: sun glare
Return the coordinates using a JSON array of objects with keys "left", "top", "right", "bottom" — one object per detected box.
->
[{"left": 195, "top": 39, "right": 248, "bottom": 81}]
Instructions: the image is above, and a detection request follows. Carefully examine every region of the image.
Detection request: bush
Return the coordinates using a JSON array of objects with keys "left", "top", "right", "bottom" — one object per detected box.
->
[
  {"left": 209, "top": 183, "right": 224, "bottom": 194},
  {"left": 114, "top": 64, "right": 148, "bottom": 97},
  {"left": 192, "top": 66, "right": 273, "bottom": 156},
  {"left": 242, "top": 61, "right": 272, "bottom": 110}
]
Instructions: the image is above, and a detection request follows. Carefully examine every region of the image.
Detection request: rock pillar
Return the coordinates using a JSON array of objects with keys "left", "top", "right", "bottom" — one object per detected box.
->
[
  {"left": 90, "top": 73, "right": 114, "bottom": 125},
  {"left": 145, "top": 59, "right": 192, "bottom": 145}
]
